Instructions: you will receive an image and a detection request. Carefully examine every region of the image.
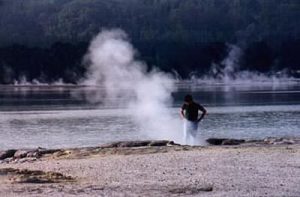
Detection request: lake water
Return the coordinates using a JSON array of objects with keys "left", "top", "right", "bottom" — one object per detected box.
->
[{"left": 0, "top": 83, "right": 300, "bottom": 149}]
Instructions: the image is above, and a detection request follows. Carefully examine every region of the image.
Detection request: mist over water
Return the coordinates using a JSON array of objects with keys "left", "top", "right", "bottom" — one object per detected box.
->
[{"left": 81, "top": 29, "right": 183, "bottom": 143}]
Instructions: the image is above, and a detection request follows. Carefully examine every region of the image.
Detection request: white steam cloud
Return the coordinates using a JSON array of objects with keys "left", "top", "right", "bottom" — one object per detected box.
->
[
  {"left": 210, "top": 44, "right": 242, "bottom": 83},
  {"left": 193, "top": 44, "right": 299, "bottom": 86},
  {"left": 82, "top": 29, "right": 183, "bottom": 143}
]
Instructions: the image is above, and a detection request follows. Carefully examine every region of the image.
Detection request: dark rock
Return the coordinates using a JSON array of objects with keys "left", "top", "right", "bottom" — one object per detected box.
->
[
  {"left": 118, "top": 141, "right": 151, "bottom": 147},
  {"left": 206, "top": 138, "right": 227, "bottom": 145},
  {"left": 206, "top": 138, "right": 245, "bottom": 145},
  {"left": 38, "top": 149, "right": 61, "bottom": 155},
  {"left": 100, "top": 140, "right": 176, "bottom": 148},
  {"left": 149, "top": 140, "right": 174, "bottom": 146},
  {"left": 222, "top": 139, "right": 245, "bottom": 145},
  {"left": 0, "top": 149, "right": 17, "bottom": 160}
]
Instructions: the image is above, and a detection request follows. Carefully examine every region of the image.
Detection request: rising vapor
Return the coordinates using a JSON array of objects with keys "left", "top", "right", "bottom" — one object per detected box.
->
[
  {"left": 82, "top": 29, "right": 183, "bottom": 143},
  {"left": 194, "top": 44, "right": 298, "bottom": 86}
]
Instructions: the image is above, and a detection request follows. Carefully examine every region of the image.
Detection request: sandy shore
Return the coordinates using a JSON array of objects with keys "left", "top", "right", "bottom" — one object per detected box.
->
[{"left": 0, "top": 140, "right": 300, "bottom": 196}]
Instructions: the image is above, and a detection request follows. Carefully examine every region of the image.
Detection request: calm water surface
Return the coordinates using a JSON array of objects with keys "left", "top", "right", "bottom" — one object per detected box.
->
[{"left": 0, "top": 84, "right": 299, "bottom": 149}]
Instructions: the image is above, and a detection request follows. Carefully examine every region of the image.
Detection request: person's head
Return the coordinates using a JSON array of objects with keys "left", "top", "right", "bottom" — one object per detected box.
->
[{"left": 184, "top": 94, "right": 193, "bottom": 103}]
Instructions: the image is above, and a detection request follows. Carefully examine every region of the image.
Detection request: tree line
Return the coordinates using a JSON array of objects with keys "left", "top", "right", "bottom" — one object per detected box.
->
[{"left": 0, "top": 0, "right": 299, "bottom": 83}]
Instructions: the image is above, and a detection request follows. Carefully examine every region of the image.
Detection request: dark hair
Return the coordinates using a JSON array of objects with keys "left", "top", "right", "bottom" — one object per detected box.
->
[{"left": 184, "top": 94, "right": 193, "bottom": 102}]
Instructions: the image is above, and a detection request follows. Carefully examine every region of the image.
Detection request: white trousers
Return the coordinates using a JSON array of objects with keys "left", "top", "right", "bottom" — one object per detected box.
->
[{"left": 183, "top": 120, "right": 198, "bottom": 145}]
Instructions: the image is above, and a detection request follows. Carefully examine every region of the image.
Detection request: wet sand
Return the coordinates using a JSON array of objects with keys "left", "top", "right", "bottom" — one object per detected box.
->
[{"left": 0, "top": 141, "right": 299, "bottom": 196}]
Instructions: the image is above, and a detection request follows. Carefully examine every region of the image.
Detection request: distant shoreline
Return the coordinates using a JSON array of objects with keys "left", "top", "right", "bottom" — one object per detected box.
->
[{"left": 0, "top": 78, "right": 300, "bottom": 88}]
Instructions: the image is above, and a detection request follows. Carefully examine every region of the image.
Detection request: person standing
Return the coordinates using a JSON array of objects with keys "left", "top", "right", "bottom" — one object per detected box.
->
[{"left": 180, "top": 94, "right": 207, "bottom": 145}]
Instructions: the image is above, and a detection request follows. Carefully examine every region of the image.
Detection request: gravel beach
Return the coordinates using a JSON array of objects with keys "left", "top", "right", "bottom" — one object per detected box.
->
[{"left": 0, "top": 142, "right": 299, "bottom": 197}]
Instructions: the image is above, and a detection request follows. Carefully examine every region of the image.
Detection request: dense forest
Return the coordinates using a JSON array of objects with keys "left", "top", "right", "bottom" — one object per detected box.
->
[{"left": 0, "top": 0, "right": 299, "bottom": 83}]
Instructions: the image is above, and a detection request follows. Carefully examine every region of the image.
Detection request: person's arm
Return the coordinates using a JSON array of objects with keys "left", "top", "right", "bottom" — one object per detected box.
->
[
  {"left": 180, "top": 104, "right": 186, "bottom": 119},
  {"left": 197, "top": 105, "right": 207, "bottom": 122},
  {"left": 180, "top": 109, "right": 185, "bottom": 119}
]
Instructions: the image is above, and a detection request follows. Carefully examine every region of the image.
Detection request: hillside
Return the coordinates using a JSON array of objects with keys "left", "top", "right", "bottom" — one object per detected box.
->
[{"left": 0, "top": 0, "right": 299, "bottom": 83}]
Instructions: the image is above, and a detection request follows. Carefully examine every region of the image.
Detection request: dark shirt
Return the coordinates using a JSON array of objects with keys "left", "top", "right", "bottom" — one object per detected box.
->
[{"left": 181, "top": 102, "right": 205, "bottom": 121}]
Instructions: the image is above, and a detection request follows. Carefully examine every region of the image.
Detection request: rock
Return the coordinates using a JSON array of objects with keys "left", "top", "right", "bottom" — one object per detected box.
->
[
  {"left": 281, "top": 139, "right": 295, "bottom": 145},
  {"left": 264, "top": 137, "right": 280, "bottom": 144},
  {"left": 38, "top": 148, "right": 61, "bottom": 155},
  {"left": 3, "top": 157, "right": 14, "bottom": 163},
  {"left": 207, "top": 137, "right": 300, "bottom": 146},
  {"left": 0, "top": 149, "right": 17, "bottom": 160},
  {"left": 52, "top": 150, "right": 72, "bottom": 157},
  {"left": 26, "top": 151, "right": 42, "bottom": 158},
  {"left": 0, "top": 148, "right": 57, "bottom": 163},
  {"left": 13, "top": 148, "right": 49, "bottom": 159},
  {"left": 100, "top": 140, "right": 176, "bottom": 148},
  {"left": 206, "top": 138, "right": 227, "bottom": 145},
  {"left": 14, "top": 149, "right": 34, "bottom": 159},
  {"left": 149, "top": 140, "right": 175, "bottom": 146},
  {"left": 1, "top": 148, "right": 60, "bottom": 162},
  {"left": 206, "top": 138, "right": 245, "bottom": 145},
  {"left": 17, "top": 158, "right": 37, "bottom": 163},
  {"left": 118, "top": 141, "right": 151, "bottom": 148},
  {"left": 100, "top": 142, "right": 127, "bottom": 148},
  {"left": 0, "top": 168, "right": 75, "bottom": 184},
  {"left": 222, "top": 139, "right": 245, "bottom": 145},
  {"left": 264, "top": 137, "right": 296, "bottom": 145}
]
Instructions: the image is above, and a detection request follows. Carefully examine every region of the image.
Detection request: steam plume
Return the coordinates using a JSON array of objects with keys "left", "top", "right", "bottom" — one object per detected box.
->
[
  {"left": 194, "top": 44, "right": 299, "bottom": 86},
  {"left": 82, "top": 29, "right": 182, "bottom": 142}
]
